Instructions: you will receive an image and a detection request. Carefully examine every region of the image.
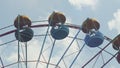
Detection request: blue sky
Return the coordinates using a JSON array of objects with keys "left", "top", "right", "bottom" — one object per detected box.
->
[{"left": 0, "top": 0, "right": 120, "bottom": 68}]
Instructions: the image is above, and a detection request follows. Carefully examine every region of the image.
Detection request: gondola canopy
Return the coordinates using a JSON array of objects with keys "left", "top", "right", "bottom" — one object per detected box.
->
[
  {"left": 48, "top": 11, "right": 66, "bottom": 26},
  {"left": 14, "top": 15, "right": 32, "bottom": 29},
  {"left": 82, "top": 18, "right": 100, "bottom": 33}
]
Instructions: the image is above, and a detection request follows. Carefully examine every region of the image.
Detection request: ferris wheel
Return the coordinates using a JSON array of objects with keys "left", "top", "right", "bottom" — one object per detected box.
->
[{"left": 0, "top": 11, "right": 120, "bottom": 68}]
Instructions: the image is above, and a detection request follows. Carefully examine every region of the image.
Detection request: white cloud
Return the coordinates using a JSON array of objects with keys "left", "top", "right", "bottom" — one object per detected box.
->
[
  {"left": 108, "top": 9, "right": 120, "bottom": 33},
  {"left": 0, "top": 40, "right": 7, "bottom": 55},
  {"left": 68, "top": 0, "right": 98, "bottom": 10},
  {"left": 7, "top": 52, "right": 17, "bottom": 62}
]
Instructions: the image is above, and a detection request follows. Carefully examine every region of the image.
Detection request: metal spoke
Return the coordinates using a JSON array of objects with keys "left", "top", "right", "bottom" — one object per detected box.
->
[
  {"left": 69, "top": 43, "right": 85, "bottom": 68},
  {"left": 55, "top": 29, "right": 81, "bottom": 67},
  {"left": 46, "top": 40, "right": 56, "bottom": 68}
]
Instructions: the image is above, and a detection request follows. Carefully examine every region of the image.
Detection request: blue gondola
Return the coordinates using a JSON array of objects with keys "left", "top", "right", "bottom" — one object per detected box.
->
[
  {"left": 84, "top": 31, "right": 104, "bottom": 47},
  {"left": 15, "top": 27, "right": 34, "bottom": 42},
  {"left": 51, "top": 25, "right": 69, "bottom": 40}
]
